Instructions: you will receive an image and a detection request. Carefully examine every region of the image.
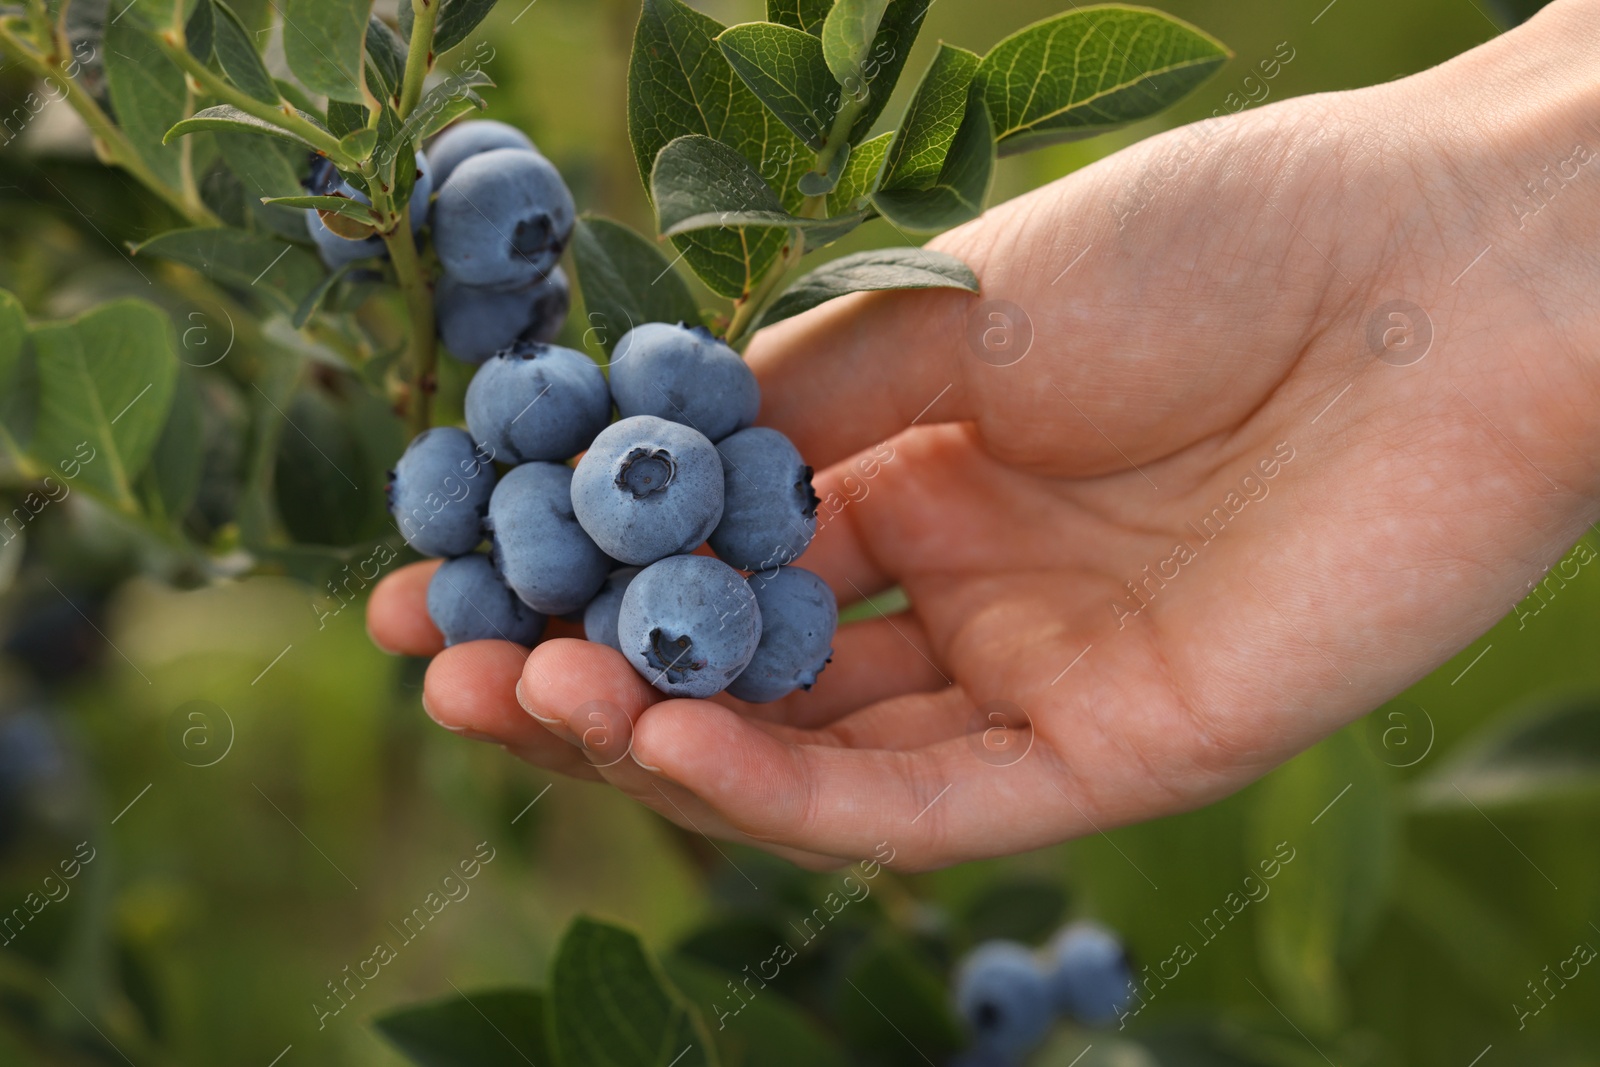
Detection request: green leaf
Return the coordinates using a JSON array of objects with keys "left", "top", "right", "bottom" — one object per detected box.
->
[
  {"left": 825, "top": 130, "right": 889, "bottom": 215},
  {"left": 717, "top": 22, "right": 837, "bottom": 150},
  {"left": 834, "top": 934, "right": 963, "bottom": 1066},
  {"left": 797, "top": 138, "right": 849, "bottom": 196},
  {"left": 844, "top": 0, "right": 931, "bottom": 142},
  {"left": 881, "top": 44, "right": 980, "bottom": 191},
  {"left": 821, "top": 0, "right": 887, "bottom": 88},
  {"left": 663, "top": 956, "right": 849, "bottom": 1067},
  {"left": 977, "top": 6, "right": 1230, "bottom": 156},
  {"left": 212, "top": 0, "right": 280, "bottom": 104},
  {"left": 283, "top": 0, "right": 369, "bottom": 104},
  {"left": 653, "top": 135, "right": 789, "bottom": 234},
  {"left": 140, "top": 365, "right": 205, "bottom": 526},
  {"left": 133, "top": 228, "right": 325, "bottom": 318},
  {"left": 436, "top": 0, "right": 502, "bottom": 53},
  {"left": 1249, "top": 728, "right": 1397, "bottom": 1035},
  {"left": 29, "top": 301, "right": 179, "bottom": 513},
  {"left": 1410, "top": 692, "right": 1600, "bottom": 810},
  {"left": 185, "top": 0, "right": 216, "bottom": 61},
  {"left": 767, "top": 0, "right": 833, "bottom": 35},
  {"left": 871, "top": 87, "right": 993, "bottom": 232},
  {"left": 365, "top": 14, "right": 407, "bottom": 105},
  {"left": 549, "top": 916, "right": 716, "bottom": 1067},
  {"left": 261, "top": 195, "right": 379, "bottom": 225},
  {"left": 651, "top": 136, "right": 859, "bottom": 244},
  {"left": 105, "top": 16, "right": 187, "bottom": 189},
  {"left": 629, "top": 0, "right": 808, "bottom": 298},
  {"left": 326, "top": 99, "right": 369, "bottom": 140},
  {"left": 396, "top": 70, "right": 495, "bottom": 148},
  {"left": 340, "top": 127, "right": 380, "bottom": 159},
  {"left": 571, "top": 216, "right": 702, "bottom": 357},
  {"left": 376, "top": 989, "right": 553, "bottom": 1067},
  {"left": 0, "top": 290, "right": 36, "bottom": 468},
  {"left": 165, "top": 104, "right": 332, "bottom": 152},
  {"left": 753, "top": 247, "right": 976, "bottom": 332}
]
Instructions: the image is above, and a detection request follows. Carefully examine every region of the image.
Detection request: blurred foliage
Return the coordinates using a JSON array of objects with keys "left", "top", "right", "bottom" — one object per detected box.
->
[{"left": 1, "top": 0, "right": 1596, "bottom": 1065}]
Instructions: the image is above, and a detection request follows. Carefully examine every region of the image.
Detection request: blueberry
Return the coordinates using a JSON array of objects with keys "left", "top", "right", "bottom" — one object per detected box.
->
[
  {"left": 708, "top": 427, "right": 818, "bottom": 572},
  {"left": 433, "top": 148, "right": 575, "bottom": 288},
  {"left": 303, "top": 151, "right": 433, "bottom": 267},
  {"left": 583, "top": 566, "right": 642, "bottom": 651},
  {"left": 487, "top": 462, "right": 610, "bottom": 615},
  {"left": 388, "top": 427, "right": 496, "bottom": 558},
  {"left": 436, "top": 267, "right": 570, "bottom": 365},
  {"left": 427, "top": 119, "right": 538, "bottom": 188},
  {"left": 1046, "top": 922, "right": 1134, "bottom": 1027},
  {"left": 727, "top": 567, "right": 835, "bottom": 703},
  {"left": 465, "top": 341, "right": 610, "bottom": 464},
  {"left": 609, "top": 323, "right": 760, "bottom": 443},
  {"left": 426, "top": 554, "right": 547, "bottom": 648},
  {"left": 571, "top": 416, "right": 724, "bottom": 566},
  {"left": 953, "top": 941, "right": 1054, "bottom": 1060},
  {"left": 616, "top": 555, "right": 762, "bottom": 698}
]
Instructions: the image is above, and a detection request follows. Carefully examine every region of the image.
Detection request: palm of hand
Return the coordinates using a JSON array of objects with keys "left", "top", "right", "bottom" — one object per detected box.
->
[{"left": 371, "top": 64, "right": 1600, "bottom": 869}]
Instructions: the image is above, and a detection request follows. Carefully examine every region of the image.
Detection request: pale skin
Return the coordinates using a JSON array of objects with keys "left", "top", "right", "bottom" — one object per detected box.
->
[{"left": 368, "top": 1, "right": 1600, "bottom": 870}]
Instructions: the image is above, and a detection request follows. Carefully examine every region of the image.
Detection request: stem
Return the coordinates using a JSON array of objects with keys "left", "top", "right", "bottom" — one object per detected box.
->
[
  {"left": 390, "top": 1, "right": 442, "bottom": 430},
  {"left": 154, "top": 31, "right": 356, "bottom": 166},
  {"left": 398, "top": 0, "right": 439, "bottom": 118},
  {"left": 368, "top": 181, "right": 437, "bottom": 433},
  {"left": 0, "top": 19, "right": 221, "bottom": 225},
  {"left": 726, "top": 232, "right": 804, "bottom": 347},
  {"left": 806, "top": 90, "right": 870, "bottom": 191}
]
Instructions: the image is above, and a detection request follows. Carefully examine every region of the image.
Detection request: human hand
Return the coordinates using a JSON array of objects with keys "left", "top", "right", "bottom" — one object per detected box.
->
[{"left": 369, "top": 1, "right": 1600, "bottom": 869}]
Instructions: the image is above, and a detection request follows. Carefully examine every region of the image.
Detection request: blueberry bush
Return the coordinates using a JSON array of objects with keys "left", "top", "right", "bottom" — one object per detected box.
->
[{"left": 1, "top": 1, "right": 1596, "bottom": 1065}]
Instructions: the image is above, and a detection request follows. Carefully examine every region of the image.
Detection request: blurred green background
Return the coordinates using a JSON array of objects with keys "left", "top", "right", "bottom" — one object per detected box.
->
[{"left": 3, "top": 0, "right": 1597, "bottom": 1065}]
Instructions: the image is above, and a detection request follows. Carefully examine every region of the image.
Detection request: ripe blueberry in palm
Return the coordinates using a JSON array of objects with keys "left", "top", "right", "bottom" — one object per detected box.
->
[
  {"left": 583, "top": 566, "right": 642, "bottom": 652},
  {"left": 433, "top": 148, "right": 575, "bottom": 288},
  {"left": 1046, "top": 922, "right": 1135, "bottom": 1027},
  {"left": 427, "top": 554, "right": 547, "bottom": 648},
  {"left": 708, "top": 427, "right": 818, "bottom": 572},
  {"left": 427, "top": 119, "right": 538, "bottom": 187},
  {"left": 487, "top": 462, "right": 610, "bottom": 615},
  {"left": 727, "top": 567, "right": 835, "bottom": 703},
  {"left": 388, "top": 427, "right": 495, "bottom": 558},
  {"left": 953, "top": 941, "right": 1054, "bottom": 1061},
  {"left": 571, "top": 416, "right": 724, "bottom": 566},
  {"left": 609, "top": 322, "right": 759, "bottom": 443},
  {"left": 465, "top": 341, "right": 610, "bottom": 464},
  {"left": 435, "top": 267, "right": 570, "bottom": 365},
  {"left": 616, "top": 555, "right": 762, "bottom": 698}
]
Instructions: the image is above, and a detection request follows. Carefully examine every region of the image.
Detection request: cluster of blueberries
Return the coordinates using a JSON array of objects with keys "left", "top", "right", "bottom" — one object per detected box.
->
[
  {"left": 380, "top": 124, "right": 834, "bottom": 702},
  {"left": 952, "top": 922, "right": 1136, "bottom": 1064},
  {"left": 304, "top": 119, "right": 575, "bottom": 364}
]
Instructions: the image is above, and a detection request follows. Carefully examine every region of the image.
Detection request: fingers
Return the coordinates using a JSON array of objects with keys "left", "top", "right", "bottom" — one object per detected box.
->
[
  {"left": 745, "top": 282, "right": 977, "bottom": 470},
  {"left": 368, "top": 560, "right": 444, "bottom": 656},
  {"left": 515, "top": 639, "right": 848, "bottom": 869},
  {"left": 422, "top": 640, "right": 603, "bottom": 781},
  {"left": 630, "top": 698, "right": 1079, "bottom": 868}
]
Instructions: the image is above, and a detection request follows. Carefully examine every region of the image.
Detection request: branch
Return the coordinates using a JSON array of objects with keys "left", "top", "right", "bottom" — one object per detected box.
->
[
  {"left": 154, "top": 30, "right": 356, "bottom": 167},
  {"left": 398, "top": 0, "right": 439, "bottom": 118}
]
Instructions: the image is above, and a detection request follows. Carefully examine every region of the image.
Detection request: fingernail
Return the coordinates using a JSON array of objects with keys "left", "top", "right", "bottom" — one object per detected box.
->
[
  {"left": 630, "top": 748, "right": 663, "bottom": 774},
  {"left": 515, "top": 677, "right": 534, "bottom": 714}
]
